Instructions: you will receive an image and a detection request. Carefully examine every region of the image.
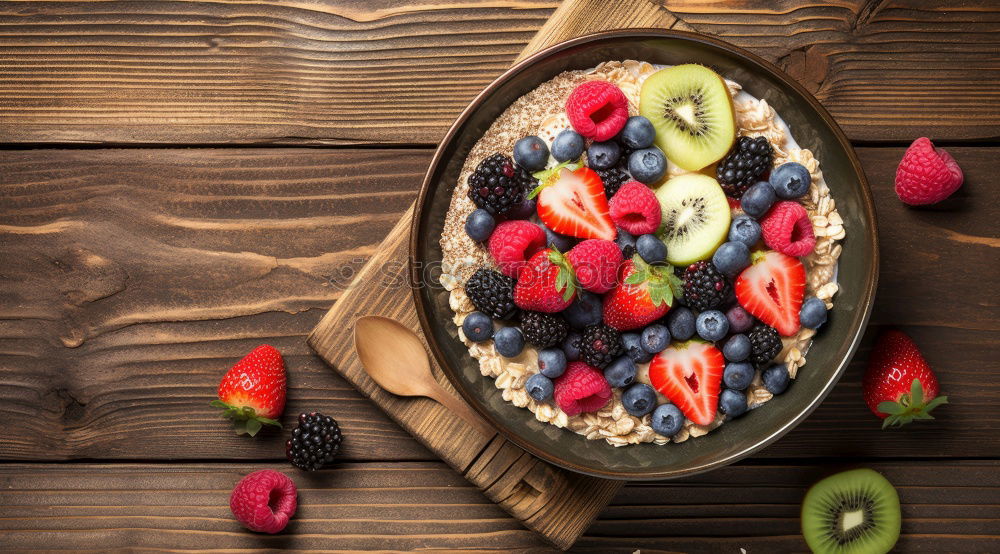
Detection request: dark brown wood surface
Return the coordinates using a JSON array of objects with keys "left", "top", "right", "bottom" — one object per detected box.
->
[{"left": 0, "top": 0, "right": 998, "bottom": 551}]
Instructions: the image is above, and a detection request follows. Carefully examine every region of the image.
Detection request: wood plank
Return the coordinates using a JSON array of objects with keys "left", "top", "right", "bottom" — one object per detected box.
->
[
  {"left": 0, "top": 1, "right": 996, "bottom": 145},
  {"left": 0, "top": 147, "right": 996, "bottom": 462},
  {"left": 0, "top": 460, "right": 996, "bottom": 551}
]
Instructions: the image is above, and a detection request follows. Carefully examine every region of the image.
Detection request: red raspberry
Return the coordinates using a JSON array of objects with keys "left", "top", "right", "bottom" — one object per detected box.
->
[
  {"left": 565, "top": 81, "right": 629, "bottom": 142},
  {"left": 488, "top": 220, "right": 546, "bottom": 277},
  {"left": 230, "top": 470, "right": 297, "bottom": 534},
  {"left": 553, "top": 361, "right": 612, "bottom": 416},
  {"left": 895, "top": 137, "right": 963, "bottom": 205},
  {"left": 567, "top": 239, "right": 622, "bottom": 294},
  {"left": 761, "top": 201, "right": 815, "bottom": 257},
  {"left": 608, "top": 180, "right": 662, "bottom": 235}
]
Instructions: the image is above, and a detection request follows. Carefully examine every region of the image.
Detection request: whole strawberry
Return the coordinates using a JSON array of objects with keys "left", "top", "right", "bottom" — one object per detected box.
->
[
  {"left": 211, "top": 344, "right": 286, "bottom": 436},
  {"left": 602, "top": 256, "right": 680, "bottom": 331},
  {"left": 863, "top": 330, "right": 948, "bottom": 429},
  {"left": 895, "top": 137, "right": 963, "bottom": 205},
  {"left": 514, "top": 248, "right": 577, "bottom": 313}
]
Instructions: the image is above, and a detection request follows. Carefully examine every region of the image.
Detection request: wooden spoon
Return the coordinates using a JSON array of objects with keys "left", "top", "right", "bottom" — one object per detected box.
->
[{"left": 353, "top": 315, "right": 495, "bottom": 438}]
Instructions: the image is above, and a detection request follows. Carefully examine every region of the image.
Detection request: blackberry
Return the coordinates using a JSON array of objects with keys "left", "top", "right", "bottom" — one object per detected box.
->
[
  {"left": 580, "top": 324, "right": 624, "bottom": 369},
  {"left": 467, "top": 153, "right": 534, "bottom": 215},
  {"left": 286, "top": 412, "right": 342, "bottom": 471},
  {"left": 465, "top": 268, "right": 517, "bottom": 320},
  {"left": 716, "top": 136, "right": 773, "bottom": 199},
  {"left": 521, "top": 311, "right": 568, "bottom": 348},
  {"left": 681, "top": 261, "right": 732, "bottom": 312},
  {"left": 748, "top": 324, "right": 782, "bottom": 366},
  {"left": 595, "top": 160, "right": 630, "bottom": 199}
]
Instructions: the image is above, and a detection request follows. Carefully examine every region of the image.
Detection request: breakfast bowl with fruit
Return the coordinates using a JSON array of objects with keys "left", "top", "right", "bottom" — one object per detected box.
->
[{"left": 411, "top": 30, "right": 877, "bottom": 479}]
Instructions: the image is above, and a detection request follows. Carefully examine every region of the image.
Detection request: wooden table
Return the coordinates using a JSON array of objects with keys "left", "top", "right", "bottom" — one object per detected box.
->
[{"left": 1, "top": 1, "right": 998, "bottom": 551}]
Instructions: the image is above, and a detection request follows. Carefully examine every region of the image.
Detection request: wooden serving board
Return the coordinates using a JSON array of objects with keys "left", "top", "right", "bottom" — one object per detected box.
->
[{"left": 308, "top": 0, "right": 676, "bottom": 548}]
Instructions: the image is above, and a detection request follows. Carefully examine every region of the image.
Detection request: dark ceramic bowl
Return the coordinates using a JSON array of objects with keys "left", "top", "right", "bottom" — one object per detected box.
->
[{"left": 410, "top": 30, "right": 877, "bottom": 480}]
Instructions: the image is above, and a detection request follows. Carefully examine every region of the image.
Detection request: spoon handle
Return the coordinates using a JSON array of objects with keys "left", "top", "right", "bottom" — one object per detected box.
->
[{"left": 429, "top": 385, "right": 496, "bottom": 438}]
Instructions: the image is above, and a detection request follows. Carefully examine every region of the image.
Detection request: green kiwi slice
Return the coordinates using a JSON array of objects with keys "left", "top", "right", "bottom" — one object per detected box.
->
[
  {"left": 801, "top": 468, "right": 901, "bottom": 554},
  {"left": 654, "top": 173, "right": 731, "bottom": 265},
  {"left": 639, "top": 64, "right": 736, "bottom": 171}
]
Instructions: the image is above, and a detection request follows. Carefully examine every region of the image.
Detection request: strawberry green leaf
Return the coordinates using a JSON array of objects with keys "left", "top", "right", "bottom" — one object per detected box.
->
[
  {"left": 528, "top": 159, "right": 583, "bottom": 199},
  {"left": 246, "top": 418, "right": 263, "bottom": 437},
  {"left": 924, "top": 396, "right": 949, "bottom": 412},
  {"left": 877, "top": 401, "right": 905, "bottom": 415},
  {"left": 910, "top": 378, "right": 924, "bottom": 407}
]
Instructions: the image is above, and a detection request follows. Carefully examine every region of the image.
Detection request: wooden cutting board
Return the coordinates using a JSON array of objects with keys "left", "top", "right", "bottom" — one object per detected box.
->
[{"left": 308, "top": 0, "right": 682, "bottom": 548}]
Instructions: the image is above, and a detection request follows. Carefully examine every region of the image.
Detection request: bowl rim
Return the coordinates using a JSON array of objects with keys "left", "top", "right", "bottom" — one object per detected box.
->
[{"left": 409, "top": 28, "right": 878, "bottom": 480}]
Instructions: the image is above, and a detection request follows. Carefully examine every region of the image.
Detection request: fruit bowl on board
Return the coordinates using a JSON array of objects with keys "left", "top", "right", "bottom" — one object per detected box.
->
[{"left": 410, "top": 29, "right": 877, "bottom": 480}]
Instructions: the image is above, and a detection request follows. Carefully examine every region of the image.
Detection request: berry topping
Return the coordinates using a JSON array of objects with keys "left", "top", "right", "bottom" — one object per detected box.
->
[
  {"left": 211, "top": 344, "right": 286, "bottom": 436},
  {"left": 604, "top": 355, "right": 637, "bottom": 388},
  {"left": 718, "top": 388, "right": 748, "bottom": 418},
  {"left": 740, "top": 181, "right": 776, "bottom": 219},
  {"left": 553, "top": 361, "right": 613, "bottom": 416},
  {"left": 526, "top": 373, "right": 555, "bottom": 401},
  {"left": 716, "top": 136, "right": 773, "bottom": 198},
  {"left": 514, "top": 248, "right": 577, "bottom": 313},
  {"left": 894, "top": 137, "right": 963, "bottom": 205},
  {"left": 603, "top": 256, "right": 679, "bottom": 331},
  {"left": 622, "top": 383, "right": 658, "bottom": 417},
  {"left": 649, "top": 341, "right": 725, "bottom": 426},
  {"left": 666, "top": 306, "right": 696, "bottom": 341},
  {"left": 513, "top": 135, "right": 550, "bottom": 172},
  {"left": 747, "top": 323, "right": 782, "bottom": 366},
  {"left": 467, "top": 153, "right": 534, "bottom": 215},
  {"left": 230, "top": 470, "right": 297, "bottom": 534},
  {"left": 609, "top": 180, "right": 662, "bottom": 235},
  {"left": 712, "top": 240, "right": 751, "bottom": 277},
  {"left": 565, "top": 80, "right": 629, "bottom": 141},
  {"left": 622, "top": 332, "right": 653, "bottom": 363},
  {"left": 636, "top": 234, "right": 667, "bottom": 264},
  {"left": 695, "top": 309, "right": 729, "bottom": 342},
  {"left": 538, "top": 347, "right": 568, "bottom": 378},
  {"left": 728, "top": 214, "right": 762, "bottom": 247},
  {"left": 595, "top": 161, "right": 631, "bottom": 199},
  {"left": 640, "top": 324, "right": 671, "bottom": 354},
  {"left": 566, "top": 238, "right": 622, "bottom": 294},
  {"left": 562, "top": 289, "right": 604, "bottom": 329},
  {"left": 769, "top": 162, "right": 811, "bottom": 199},
  {"left": 580, "top": 323, "right": 624, "bottom": 369},
  {"left": 464, "top": 209, "right": 496, "bottom": 242},
  {"left": 551, "top": 129, "right": 585, "bottom": 162},
  {"left": 520, "top": 310, "right": 569, "bottom": 348},
  {"left": 762, "top": 363, "right": 791, "bottom": 395},
  {"left": 725, "top": 304, "right": 755, "bottom": 334},
  {"left": 680, "top": 260, "right": 732, "bottom": 312},
  {"left": 722, "top": 333, "right": 752, "bottom": 363},
  {"left": 723, "top": 361, "right": 755, "bottom": 390},
  {"left": 799, "top": 296, "right": 829, "bottom": 329},
  {"left": 465, "top": 268, "right": 517, "bottom": 320},
  {"left": 627, "top": 146, "right": 668, "bottom": 184},
  {"left": 461, "top": 311, "right": 493, "bottom": 342},
  {"left": 650, "top": 403, "right": 685, "bottom": 437},
  {"left": 488, "top": 220, "right": 546, "bottom": 277},
  {"left": 760, "top": 201, "right": 816, "bottom": 257},
  {"left": 863, "top": 329, "right": 948, "bottom": 427},
  {"left": 587, "top": 140, "right": 622, "bottom": 170},
  {"left": 532, "top": 166, "right": 616, "bottom": 241},
  {"left": 619, "top": 115, "right": 656, "bottom": 150},
  {"left": 735, "top": 251, "right": 805, "bottom": 336},
  {"left": 494, "top": 326, "right": 525, "bottom": 358},
  {"left": 286, "top": 412, "right": 343, "bottom": 471}
]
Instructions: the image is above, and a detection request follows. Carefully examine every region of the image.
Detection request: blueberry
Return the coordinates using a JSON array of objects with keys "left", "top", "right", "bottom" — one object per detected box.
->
[
  {"left": 494, "top": 326, "right": 524, "bottom": 358},
  {"left": 741, "top": 181, "right": 776, "bottom": 219},
  {"left": 587, "top": 141, "right": 621, "bottom": 170},
  {"left": 541, "top": 225, "right": 576, "bottom": 252},
  {"left": 650, "top": 403, "right": 684, "bottom": 436},
  {"left": 507, "top": 197, "right": 536, "bottom": 220},
  {"left": 513, "top": 136, "right": 550, "bottom": 172},
  {"left": 562, "top": 290, "right": 603, "bottom": 329},
  {"left": 770, "top": 162, "right": 811, "bottom": 199},
  {"left": 562, "top": 331, "right": 582, "bottom": 361},
  {"left": 537, "top": 347, "right": 567, "bottom": 378},
  {"left": 722, "top": 334, "right": 751, "bottom": 362},
  {"left": 619, "top": 116, "right": 656, "bottom": 150},
  {"left": 725, "top": 305, "right": 754, "bottom": 334},
  {"left": 621, "top": 332, "right": 653, "bottom": 364},
  {"left": 667, "top": 306, "right": 696, "bottom": 341},
  {"left": 640, "top": 324, "right": 671, "bottom": 354},
  {"left": 762, "top": 363, "right": 790, "bottom": 394},
  {"left": 636, "top": 234, "right": 667, "bottom": 264},
  {"left": 622, "top": 383, "right": 658, "bottom": 417},
  {"left": 696, "top": 310, "right": 730, "bottom": 342},
  {"left": 712, "top": 241, "right": 750, "bottom": 277},
  {"left": 628, "top": 146, "right": 667, "bottom": 184},
  {"left": 723, "top": 361, "right": 754, "bottom": 390},
  {"left": 799, "top": 296, "right": 828, "bottom": 329},
  {"left": 464, "top": 209, "right": 496, "bottom": 242},
  {"left": 552, "top": 129, "right": 585, "bottom": 162},
  {"left": 718, "top": 389, "right": 748, "bottom": 418},
  {"left": 462, "top": 312, "right": 494, "bottom": 342},
  {"left": 603, "top": 356, "right": 637, "bottom": 388},
  {"left": 615, "top": 228, "right": 637, "bottom": 257},
  {"left": 728, "top": 215, "right": 762, "bottom": 247},
  {"left": 525, "top": 373, "right": 554, "bottom": 401}
]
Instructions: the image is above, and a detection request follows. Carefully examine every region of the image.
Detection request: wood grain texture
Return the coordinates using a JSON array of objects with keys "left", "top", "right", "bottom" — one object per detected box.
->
[
  {"left": 0, "top": 147, "right": 996, "bottom": 463},
  {"left": 0, "top": 1, "right": 996, "bottom": 145},
  {"left": 0, "top": 460, "right": 996, "bottom": 552}
]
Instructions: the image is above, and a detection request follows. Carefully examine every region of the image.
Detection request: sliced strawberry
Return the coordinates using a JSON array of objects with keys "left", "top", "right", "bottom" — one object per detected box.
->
[
  {"left": 648, "top": 341, "right": 724, "bottom": 426},
  {"left": 735, "top": 250, "right": 805, "bottom": 336},
  {"left": 602, "top": 256, "right": 680, "bottom": 331},
  {"left": 533, "top": 166, "right": 616, "bottom": 241},
  {"left": 514, "top": 248, "right": 577, "bottom": 313}
]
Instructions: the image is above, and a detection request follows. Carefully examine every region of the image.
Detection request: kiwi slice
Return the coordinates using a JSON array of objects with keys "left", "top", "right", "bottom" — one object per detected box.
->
[
  {"left": 801, "top": 469, "right": 901, "bottom": 554},
  {"left": 654, "top": 173, "right": 730, "bottom": 265},
  {"left": 639, "top": 64, "right": 736, "bottom": 171}
]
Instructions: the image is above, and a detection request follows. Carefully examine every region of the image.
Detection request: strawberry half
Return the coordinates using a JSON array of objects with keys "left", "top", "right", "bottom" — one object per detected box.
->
[
  {"left": 514, "top": 248, "right": 577, "bottom": 313},
  {"left": 211, "top": 344, "right": 286, "bottom": 436},
  {"left": 863, "top": 329, "right": 948, "bottom": 429},
  {"left": 532, "top": 165, "right": 616, "bottom": 241},
  {"left": 603, "top": 256, "right": 681, "bottom": 331},
  {"left": 735, "top": 250, "right": 805, "bottom": 336},
  {"left": 648, "top": 341, "right": 724, "bottom": 426}
]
